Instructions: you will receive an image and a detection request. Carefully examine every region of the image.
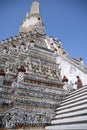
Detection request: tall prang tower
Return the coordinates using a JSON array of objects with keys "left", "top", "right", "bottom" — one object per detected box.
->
[
  {"left": 0, "top": 1, "right": 67, "bottom": 130},
  {"left": 0, "top": 1, "right": 87, "bottom": 130},
  {"left": 20, "top": 0, "right": 46, "bottom": 35}
]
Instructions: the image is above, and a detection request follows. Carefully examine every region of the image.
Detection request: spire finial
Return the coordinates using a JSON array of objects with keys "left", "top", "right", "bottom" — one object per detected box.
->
[
  {"left": 20, "top": 0, "right": 46, "bottom": 35},
  {"left": 30, "top": 0, "right": 40, "bottom": 15}
]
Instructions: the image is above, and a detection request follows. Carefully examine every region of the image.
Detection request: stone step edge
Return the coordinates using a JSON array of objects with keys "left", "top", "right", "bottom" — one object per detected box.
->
[
  {"left": 62, "top": 89, "right": 87, "bottom": 103},
  {"left": 52, "top": 112, "right": 87, "bottom": 121},
  {"left": 56, "top": 99, "right": 87, "bottom": 111},
  {"left": 60, "top": 93, "right": 87, "bottom": 106},
  {"left": 69, "top": 85, "right": 87, "bottom": 95},
  {"left": 55, "top": 104, "right": 87, "bottom": 114},
  {"left": 64, "top": 85, "right": 87, "bottom": 98},
  {"left": 46, "top": 123, "right": 87, "bottom": 130},
  {"left": 55, "top": 107, "right": 87, "bottom": 116},
  {"left": 51, "top": 116, "right": 87, "bottom": 124},
  {"left": 62, "top": 87, "right": 87, "bottom": 103},
  {"left": 50, "top": 121, "right": 87, "bottom": 126}
]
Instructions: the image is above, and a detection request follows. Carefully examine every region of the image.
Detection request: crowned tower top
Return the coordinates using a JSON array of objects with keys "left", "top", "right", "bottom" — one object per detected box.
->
[
  {"left": 30, "top": 0, "right": 40, "bottom": 16},
  {"left": 20, "top": 0, "right": 46, "bottom": 35}
]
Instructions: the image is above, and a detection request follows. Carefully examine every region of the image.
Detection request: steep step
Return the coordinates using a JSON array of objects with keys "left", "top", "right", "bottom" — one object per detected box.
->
[
  {"left": 61, "top": 85, "right": 87, "bottom": 104},
  {"left": 51, "top": 115, "right": 87, "bottom": 124},
  {"left": 56, "top": 96, "right": 87, "bottom": 112},
  {"left": 46, "top": 85, "right": 87, "bottom": 130},
  {"left": 55, "top": 109, "right": 87, "bottom": 119},
  {"left": 57, "top": 89, "right": 87, "bottom": 107},
  {"left": 55, "top": 104, "right": 87, "bottom": 116},
  {"left": 46, "top": 123, "right": 87, "bottom": 130}
]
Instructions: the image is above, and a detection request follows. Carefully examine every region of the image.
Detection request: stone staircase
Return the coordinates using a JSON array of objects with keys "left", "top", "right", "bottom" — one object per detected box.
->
[{"left": 46, "top": 85, "right": 87, "bottom": 130}]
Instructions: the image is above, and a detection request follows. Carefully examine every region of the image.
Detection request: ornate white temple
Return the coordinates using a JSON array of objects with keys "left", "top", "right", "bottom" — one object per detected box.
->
[{"left": 0, "top": 1, "right": 87, "bottom": 130}]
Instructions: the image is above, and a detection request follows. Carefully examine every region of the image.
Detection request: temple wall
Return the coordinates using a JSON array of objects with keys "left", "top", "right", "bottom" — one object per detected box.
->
[{"left": 56, "top": 55, "right": 87, "bottom": 86}]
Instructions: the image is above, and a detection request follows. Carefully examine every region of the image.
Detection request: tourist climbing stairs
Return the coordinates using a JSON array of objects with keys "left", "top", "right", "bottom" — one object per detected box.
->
[{"left": 46, "top": 85, "right": 87, "bottom": 130}]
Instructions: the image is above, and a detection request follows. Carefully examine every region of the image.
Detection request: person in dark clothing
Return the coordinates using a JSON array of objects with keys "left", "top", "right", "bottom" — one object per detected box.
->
[{"left": 76, "top": 76, "right": 83, "bottom": 89}]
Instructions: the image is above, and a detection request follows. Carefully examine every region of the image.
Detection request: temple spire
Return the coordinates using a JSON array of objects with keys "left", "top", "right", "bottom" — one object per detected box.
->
[
  {"left": 30, "top": 0, "right": 40, "bottom": 16},
  {"left": 20, "top": 1, "right": 46, "bottom": 35}
]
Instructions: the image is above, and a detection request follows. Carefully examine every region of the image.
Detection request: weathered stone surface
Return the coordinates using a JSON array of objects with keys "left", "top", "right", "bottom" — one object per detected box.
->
[{"left": 0, "top": 1, "right": 67, "bottom": 129}]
